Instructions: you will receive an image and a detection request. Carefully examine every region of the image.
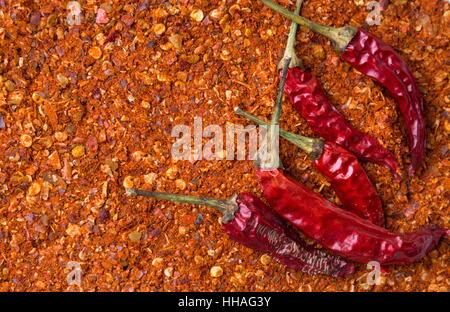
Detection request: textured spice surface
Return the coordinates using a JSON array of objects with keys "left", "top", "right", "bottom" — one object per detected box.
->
[{"left": 0, "top": 0, "right": 448, "bottom": 291}]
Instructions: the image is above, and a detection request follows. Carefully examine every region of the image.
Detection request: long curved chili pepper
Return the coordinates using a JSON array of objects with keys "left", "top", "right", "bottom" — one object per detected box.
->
[
  {"left": 235, "top": 108, "right": 385, "bottom": 227},
  {"left": 126, "top": 189, "right": 355, "bottom": 277},
  {"left": 259, "top": 0, "right": 426, "bottom": 177},
  {"left": 276, "top": 0, "right": 399, "bottom": 177},
  {"left": 285, "top": 68, "right": 401, "bottom": 177},
  {"left": 257, "top": 168, "right": 447, "bottom": 265}
]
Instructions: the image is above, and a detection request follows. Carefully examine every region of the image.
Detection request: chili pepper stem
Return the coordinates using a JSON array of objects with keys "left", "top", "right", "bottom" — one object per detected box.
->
[
  {"left": 259, "top": 57, "right": 292, "bottom": 170},
  {"left": 260, "top": 0, "right": 357, "bottom": 52},
  {"left": 279, "top": 0, "right": 304, "bottom": 69},
  {"left": 126, "top": 188, "right": 238, "bottom": 223},
  {"left": 271, "top": 57, "right": 291, "bottom": 126},
  {"left": 234, "top": 107, "right": 324, "bottom": 159}
]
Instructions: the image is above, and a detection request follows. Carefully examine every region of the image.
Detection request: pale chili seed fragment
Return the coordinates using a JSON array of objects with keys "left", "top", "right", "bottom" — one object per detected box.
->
[
  {"left": 71, "top": 145, "right": 85, "bottom": 158},
  {"left": 20, "top": 134, "right": 33, "bottom": 147},
  {"left": 88, "top": 46, "right": 102, "bottom": 59},
  {"left": 154, "top": 23, "right": 166, "bottom": 35},
  {"left": 210, "top": 266, "right": 223, "bottom": 278},
  {"left": 190, "top": 9, "right": 204, "bottom": 22}
]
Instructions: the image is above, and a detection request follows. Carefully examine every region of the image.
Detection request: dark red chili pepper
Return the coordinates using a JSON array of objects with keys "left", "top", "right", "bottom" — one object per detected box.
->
[
  {"left": 235, "top": 108, "right": 385, "bottom": 227},
  {"left": 273, "top": 0, "right": 399, "bottom": 176},
  {"left": 340, "top": 28, "right": 425, "bottom": 177},
  {"left": 260, "top": 0, "right": 426, "bottom": 177},
  {"left": 256, "top": 168, "right": 447, "bottom": 265},
  {"left": 126, "top": 188, "right": 355, "bottom": 277},
  {"left": 284, "top": 68, "right": 400, "bottom": 177}
]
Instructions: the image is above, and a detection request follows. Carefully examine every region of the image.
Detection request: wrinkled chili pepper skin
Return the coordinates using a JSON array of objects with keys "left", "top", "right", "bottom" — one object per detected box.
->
[
  {"left": 256, "top": 169, "right": 447, "bottom": 265},
  {"left": 284, "top": 67, "right": 400, "bottom": 176},
  {"left": 222, "top": 193, "right": 355, "bottom": 277},
  {"left": 341, "top": 28, "right": 426, "bottom": 176},
  {"left": 314, "top": 141, "right": 385, "bottom": 227}
]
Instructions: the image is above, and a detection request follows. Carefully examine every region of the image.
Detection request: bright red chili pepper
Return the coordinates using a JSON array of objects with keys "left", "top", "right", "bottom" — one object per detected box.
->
[
  {"left": 257, "top": 168, "right": 447, "bottom": 265},
  {"left": 284, "top": 67, "right": 400, "bottom": 177},
  {"left": 235, "top": 108, "right": 385, "bottom": 227},
  {"left": 126, "top": 189, "right": 355, "bottom": 277},
  {"left": 341, "top": 28, "right": 425, "bottom": 177},
  {"left": 260, "top": 0, "right": 426, "bottom": 176}
]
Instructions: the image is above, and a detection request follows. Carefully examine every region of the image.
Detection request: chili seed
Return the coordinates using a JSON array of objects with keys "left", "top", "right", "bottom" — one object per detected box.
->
[
  {"left": 144, "top": 173, "right": 157, "bottom": 185},
  {"left": 168, "top": 34, "right": 182, "bottom": 49},
  {"left": 190, "top": 9, "right": 204, "bottom": 22},
  {"left": 154, "top": 23, "right": 166, "bottom": 35},
  {"left": 54, "top": 131, "right": 68, "bottom": 142},
  {"left": 210, "top": 266, "right": 223, "bottom": 278},
  {"left": 164, "top": 267, "right": 174, "bottom": 277},
  {"left": 8, "top": 91, "right": 24, "bottom": 105},
  {"left": 152, "top": 257, "right": 164, "bottom": 267},
  {"left": 209, "top": 8, "right": 223, "bottom": 20},
  {"left": 4, "top": 80, "right": 15, "bottom": 92},
  {"left": 88, "top": 46, "right": 102, "bottom": 59},
  {"left": 260, "top": 254, "right": 271, "bottom": 265},
  {"left": 128, "top": 231, "right": 142, "bottom": 242},
  {"left": 165, "top": 166, "right": 178, "bottom": 179},
  {"left": 175, "top": 179, "right": 186, "bottom": 190},
  {"left": 20, "top": 134, "right": 33, "bottom": 147},
  {"left": 28, "top": 182, "right": 41, "bottom": 196},
  {"left": 56, "top": 73, "right": 69, "bottom": 87},
  {"left": 71, "top": 145, "right": 85, "bottom": 158},
  {"left": 123, "top": 176, "right": 134, "bottom": 188},
  {"left": 31, "top": 92, "right": 45, "bottom": 103}
]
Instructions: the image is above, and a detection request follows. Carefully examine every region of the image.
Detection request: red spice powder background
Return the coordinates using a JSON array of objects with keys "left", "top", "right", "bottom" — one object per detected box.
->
[{"left": 0, "top": 0, "right": 448, "bottom": 291}]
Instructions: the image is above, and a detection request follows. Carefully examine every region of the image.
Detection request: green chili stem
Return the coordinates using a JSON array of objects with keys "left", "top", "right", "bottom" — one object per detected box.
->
[
  {"left": 279, "top": 0, "right": 304, "bottom": 69},
  {"left": 234, "top": 107, "right": 324, "bottom": 159},
  {"left": 260, "top": 0, "right": 356, "bottom": 52},
  {"left": 271, "top": 57, "right": 291, "bottom": 126},
  {"left": 125, "top": 189, "right": 238, "bottom": 223}
]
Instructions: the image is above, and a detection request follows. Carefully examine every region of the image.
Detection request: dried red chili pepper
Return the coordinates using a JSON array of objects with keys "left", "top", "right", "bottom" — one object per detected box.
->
[
  {"left": 235, "top": 108, "right": 385, "bottom": 227},
  {"left": 257, "top": 168, "right": 447, "bottom": 264},
  {"left": 260, "top": 0, "right": 426, "bottom": 177},
  {"left": 284, "top": 68, "right": 400, "bottom": 177},
  {"left": 126, "top": 189, "right": 355, "bottom": 277},
  {"left": 277, "top": 0, "right": 399, "bottom": 177},
  {"left": 249, "top": 35, "right": 446, "bottom": 265}
]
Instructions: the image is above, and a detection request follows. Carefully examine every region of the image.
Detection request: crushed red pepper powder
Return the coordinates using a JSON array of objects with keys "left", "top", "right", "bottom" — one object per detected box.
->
[{"left": 0, "top": 0, "right": 448, "bottom": 291}]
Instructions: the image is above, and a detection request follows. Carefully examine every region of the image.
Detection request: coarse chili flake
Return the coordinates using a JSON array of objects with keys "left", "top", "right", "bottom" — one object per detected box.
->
[{"left": 0, "top": 0, "right": 448, "bottom": 292}]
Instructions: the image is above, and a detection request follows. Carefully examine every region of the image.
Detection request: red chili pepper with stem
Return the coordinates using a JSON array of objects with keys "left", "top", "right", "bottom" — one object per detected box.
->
[
  {"left": 260, "top": 0, "right": 426, "bottom": 177},
  {"left": 257, "top": 168, "right": 447, "bottom": 264},
  {"left": 274, "top": 0, "right": 399, "bottom": 177},
  {"left": 235, "top": 107, "right": 385, "bottom": 227},
  {"left": 251, "top": 43, "right": 447, "bottom": 265},
  {"left": 125, "top": 189, "right": 355, "bottom": 277}
]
